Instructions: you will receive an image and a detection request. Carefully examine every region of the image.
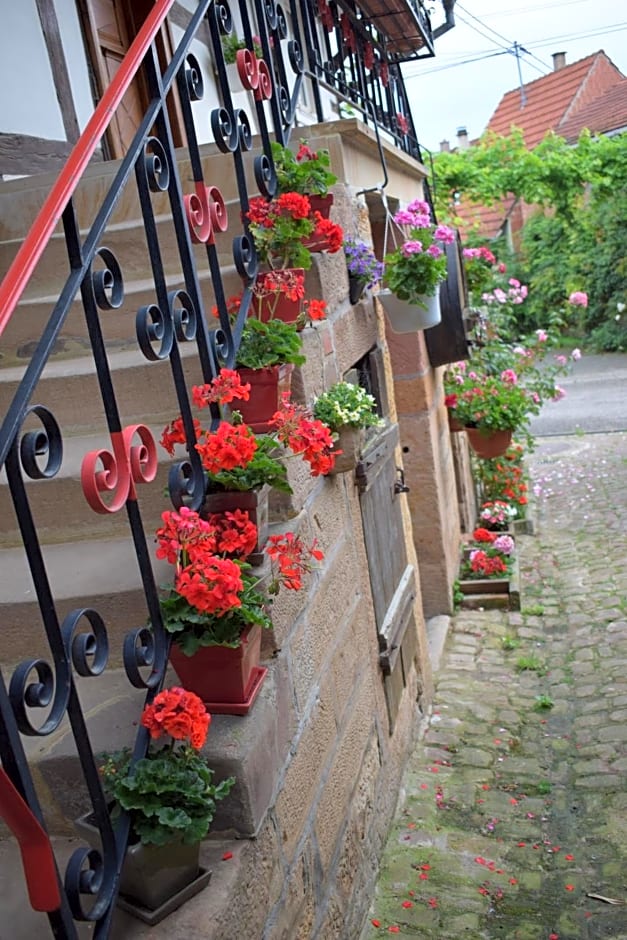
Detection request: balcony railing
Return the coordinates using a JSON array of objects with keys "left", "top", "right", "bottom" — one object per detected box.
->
[{"left": 0, "top": 0, "right": 436, "bottom": 936}]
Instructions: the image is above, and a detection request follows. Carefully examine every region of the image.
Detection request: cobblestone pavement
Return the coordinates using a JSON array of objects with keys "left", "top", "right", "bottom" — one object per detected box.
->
[{"left": 364, "top": 433, "right": 627, "bottom": 939}]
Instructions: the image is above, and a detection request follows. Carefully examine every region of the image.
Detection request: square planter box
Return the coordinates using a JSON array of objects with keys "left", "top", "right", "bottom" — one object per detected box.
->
[{"left": 458, "top": 551, "right": 520, "bottom": 611}]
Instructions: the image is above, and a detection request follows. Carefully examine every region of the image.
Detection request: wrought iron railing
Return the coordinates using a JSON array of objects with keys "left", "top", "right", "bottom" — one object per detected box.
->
[{"left": 0, "top": 0, "right": 434, "bottom": 936}]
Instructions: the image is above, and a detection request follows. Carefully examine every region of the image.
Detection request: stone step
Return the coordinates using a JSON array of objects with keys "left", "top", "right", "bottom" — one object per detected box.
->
[
  {"left": 0, "top": 256, "right": 247, "bottom": 368},
  {"left": 0, "top": 427, "right": 174, "bottom": 548},
  {"left": 10, "top": 659, "right": 280, "bottom": 839},
  {"left": 0, "top": 537, "right": 170, "bottom": 669},
  {"left": 0, "top": 344, "right": 207, "bottom": 435}
]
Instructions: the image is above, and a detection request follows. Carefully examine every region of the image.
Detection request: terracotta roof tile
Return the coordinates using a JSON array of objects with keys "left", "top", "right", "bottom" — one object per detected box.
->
[
  {"left": 557, "top": 79, "right": 627, "bottom": 141},
  {"left": 454, "top": 196, "right": 516, "bottom": 240},
  {"left": 486, "top": 51, "right": 624, "bottom": 147}
]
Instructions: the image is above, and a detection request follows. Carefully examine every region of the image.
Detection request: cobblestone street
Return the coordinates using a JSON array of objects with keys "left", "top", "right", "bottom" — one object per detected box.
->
[{"left": 364, "top": 432, "right": 627, "bottom": 939}]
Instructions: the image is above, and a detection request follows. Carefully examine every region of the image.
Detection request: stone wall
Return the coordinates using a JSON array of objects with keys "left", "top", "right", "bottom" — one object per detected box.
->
[{"left": 20, "top": 127, "right": 467, "bottom": 939}]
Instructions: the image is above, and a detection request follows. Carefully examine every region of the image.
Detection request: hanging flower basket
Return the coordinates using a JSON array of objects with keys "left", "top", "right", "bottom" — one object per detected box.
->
[
  {"left": 465, "top": 427, "right": 513, "bottom": 459},
  {"left": 234, "top": 363, "right": 294, "bottom": 434},
  {"left": 378, "top": 286, "right": 441, "bottom": 333},
  {"left": 169, "top": 623, "right": 267, "bottom": 715}
]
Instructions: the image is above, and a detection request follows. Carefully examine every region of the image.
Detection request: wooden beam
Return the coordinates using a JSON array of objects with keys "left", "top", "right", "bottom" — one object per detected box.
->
[
  {"left": 0, "top": 133, "right": 72, "bottom": 176},
  {"left": 34, "top": 0, "right": 81, "bottom": 145},
  {"left": 169, "top": 1, "right": 211, "bottom": 47}
]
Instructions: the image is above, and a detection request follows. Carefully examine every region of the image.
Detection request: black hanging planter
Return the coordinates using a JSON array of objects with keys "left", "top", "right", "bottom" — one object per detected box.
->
[{"left": 348, "top": 274, "right": 367, "bottom": 305}]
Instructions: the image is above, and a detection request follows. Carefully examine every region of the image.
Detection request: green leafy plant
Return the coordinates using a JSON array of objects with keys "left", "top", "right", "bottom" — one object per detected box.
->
[
  {"left": 246, "top": 193, "right": 315, "bottom": 270},
  {"left": 236, "top": 318, "right": 305, "bottom": 370},
  {"left": 312, "top": 382, "right": 382, "bottom": 432},
  {"left": 271, "top": 140, "right": 337, "bottom": 195},
  {"left": 533, "top": 694, "right": 554, "bottom": 711},
  {"left": 501, "top": 635, "right": 521, "bottom": 651},
  {"left": 221, "top": 32, "right": 262, "bottom": 65},
  {"left": 515, "top": 655, "right": 547, "bottom": 676},
  {"left": 536, "top": 780, "right": 553, "bottom": 795},
  {"left": 100, "top": 688, "right": 234, "bottom": 846},
  {"left": 522, "top": 603, "right": 545, "bottom": 616},
  {"left": 206, "top": 432, "right": 291, "bottom": 493},
  {"left": 160, "top": 565, "right": 272, "bottom": 652}
]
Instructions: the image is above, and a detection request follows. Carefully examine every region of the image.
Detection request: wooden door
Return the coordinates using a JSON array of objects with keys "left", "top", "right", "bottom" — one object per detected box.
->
[
  {"left": 79, "top": 0, "right": 183, "bottom": 159},
  {"left": 355, "top": 349, "right": 421, "bottom": 731}
]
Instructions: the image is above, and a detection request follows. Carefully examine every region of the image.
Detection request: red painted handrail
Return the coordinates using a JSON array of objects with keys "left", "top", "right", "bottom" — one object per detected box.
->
[
  {"left": 0, "top": 0, "right": 176, "bottom": 339},
  {"left": 0, "top": 768, "right": 61, "bottom": 912}
]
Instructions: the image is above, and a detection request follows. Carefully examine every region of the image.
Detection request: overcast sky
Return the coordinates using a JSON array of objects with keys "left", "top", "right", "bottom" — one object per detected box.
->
[{"left": 402, "top": 0, "right": 627, "bottom": 154}]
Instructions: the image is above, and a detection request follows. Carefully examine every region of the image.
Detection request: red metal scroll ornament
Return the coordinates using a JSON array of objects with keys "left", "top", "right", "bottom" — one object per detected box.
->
[
  {"left": 235, "top": 49, "right": 273, "bottom": 101},
  {"left": 0, "top": 768, "right": 61, "bottom": 912},
  {"left": 81, "top": 424, "right": 158, "bottom": 514},
  {"left": 184, "top": 184, "right": 228, "bottom": 244}
]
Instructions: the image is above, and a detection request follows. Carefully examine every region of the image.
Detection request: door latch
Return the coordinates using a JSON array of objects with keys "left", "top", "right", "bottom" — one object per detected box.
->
[{"left": 394, "top": 467, "right": 410, "bottom": 494}]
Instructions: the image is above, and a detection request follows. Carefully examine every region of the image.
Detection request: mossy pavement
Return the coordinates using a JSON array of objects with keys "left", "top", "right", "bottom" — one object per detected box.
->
[{"left": 363, "top": 433, "right": 627, "bottom": 940}]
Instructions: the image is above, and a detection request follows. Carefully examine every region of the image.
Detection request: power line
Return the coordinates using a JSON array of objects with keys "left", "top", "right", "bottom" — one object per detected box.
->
[
  {"left": 522, "top": 22, "right": 627, "bottom": 48},
  {"left": 456, "top": 4, "right": 552, "bottom": 74},
  {"left": 402, "top": 49, "right": 510, "bottom": 80}
]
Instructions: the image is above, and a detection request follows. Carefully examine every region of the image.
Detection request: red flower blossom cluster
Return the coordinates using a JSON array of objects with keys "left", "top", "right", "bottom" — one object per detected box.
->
[
  {"left": 206, "top": 509, "right": 258, "bottom": 557},
  {"left": 247, "top": 192, "right": 311, "bottom": 226},
  {"left": 270, "top": 394, "right": 337, "bottom": 476},
  {"left": 306, "top": 212, "right": 344, "bottom": 254},
  {"left": 141, "top": 686, "right": 210, "bottom": 749},
  {"left": 472, "top": 527, "right": 496, "bottom": 543},
  {"left": 196, "top": 422, "right": 258, "bottom": 474},
  {"left": 303, "top": 297, "right": 327, "bottom": 321},
  {"left": 176, "top": 555, "right": 244, "bottom": 615},
  {"left": 192, "top": 370, "right": 251, "bottom": 408},
  {"left": 266, "top": 532, "right": 324, "bottom": 591},
  {"left": 254, "top": 268, "right": 306, "bottom": 302},
  {"left": 156, "top": 507, "right": 217, "bottom": 565},
  {"left": 474, "top": 444, "right": 529, "bottom": 511},
  {"left": 469, "top": 551, "right": 508, "bottom": 577},
  {"left": 160, "top": 416, "right": 201, "bottom": 456}
]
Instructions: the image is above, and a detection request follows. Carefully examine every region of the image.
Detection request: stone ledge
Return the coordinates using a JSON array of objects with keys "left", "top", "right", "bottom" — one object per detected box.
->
[{"left": 12, "top": 658, "right": 294, "bottom": 841}]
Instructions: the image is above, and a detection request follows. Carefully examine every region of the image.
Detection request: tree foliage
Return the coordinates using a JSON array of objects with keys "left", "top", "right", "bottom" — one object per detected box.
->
[{"left": 433, "top": 129, "right": 627, "bottom": 347}]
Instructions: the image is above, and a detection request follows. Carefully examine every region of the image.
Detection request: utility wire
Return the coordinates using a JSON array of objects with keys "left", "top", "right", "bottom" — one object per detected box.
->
[
  {"left": 402, "top": 49, "right": 510, "bottom": 80},
  {"left": 456, "top": 4, "right": 551, "bottom": 74}
]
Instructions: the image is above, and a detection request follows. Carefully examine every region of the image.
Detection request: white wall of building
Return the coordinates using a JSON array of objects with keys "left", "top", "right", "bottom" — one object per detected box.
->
[
  {"left": 0, "top": 0, "right": 65, "bottom": 138},
  {"left": 54, "top": 0, "right": 96, "bottom": 132}
]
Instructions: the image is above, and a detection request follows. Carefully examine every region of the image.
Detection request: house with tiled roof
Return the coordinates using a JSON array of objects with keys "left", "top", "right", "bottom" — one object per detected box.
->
[{"left": 454, "top": 50, "right": 627, "bottom": 243}]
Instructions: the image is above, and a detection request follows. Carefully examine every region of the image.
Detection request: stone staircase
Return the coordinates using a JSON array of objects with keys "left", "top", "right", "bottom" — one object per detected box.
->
[
  {"left": 0, "top": 144, "right": 285, "bottom": 838},
  {"left": 0, "top": 145, "right": 256, "bottom": 669}
]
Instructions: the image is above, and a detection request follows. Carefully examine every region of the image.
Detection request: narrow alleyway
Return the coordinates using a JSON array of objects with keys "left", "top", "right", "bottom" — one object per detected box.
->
[{"left": 364, "top": 432, "right": 627, "bottom": 939}]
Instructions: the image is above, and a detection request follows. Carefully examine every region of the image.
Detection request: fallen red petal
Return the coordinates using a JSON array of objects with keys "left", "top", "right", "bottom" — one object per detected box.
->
[
  {"left": 565, "top": 884, "right": 575, "bottom": 892},
  {"left": 371, "top": 920, "right": 381, "bottom": 928},
  {"left": 428, "top": 898, "right": 438, "bottom": 908},
  {"left": 509, "top": 878, "right": 517, "bottom": 885},
  {"left": 401, "top": 900, "right": 413, "bottom": 909},
  {"left": 389, "top": 927, "right": 400, "bottom": 934},
  {"left": 420, "top": 864, "right": 431, "bottom": 870},
  {"left": 222, "top": 851, "right": 233, "bottom": 861},
  {"left": 565, "top": 854, "right": 574, "bottom": 861}
]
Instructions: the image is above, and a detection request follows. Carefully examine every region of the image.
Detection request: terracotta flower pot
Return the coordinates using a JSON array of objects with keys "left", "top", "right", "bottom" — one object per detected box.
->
[
  {"left": 378, "top": 287, "right": 441, "bottom": 333},
  {"left": 447, "top": 410, "right": 464, "bottom": 432},
  {"left": 234, "top": 363, "right": 294, "bottom": 434},
  {"left": 465, "top": 427, "right": 513, "bottom": 459},
  {"left": 327, "top": 425, "right": 363, "bottom": 475},
  {"left": 169, "top": 623, "right": 267, "bottom": 715},
  {"left": 254, "top": 269, "right": 305, "bottom": 324},
  {"left": 307, "top": 193, "right": 334, "bottom": 219}
]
